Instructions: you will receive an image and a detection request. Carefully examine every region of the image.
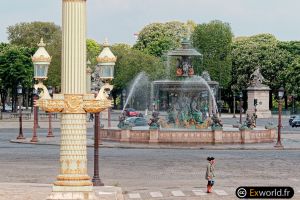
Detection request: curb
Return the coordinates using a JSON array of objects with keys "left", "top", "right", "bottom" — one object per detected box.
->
[{"left": 10, "top": 139, "right": 300, "bottom": 151}]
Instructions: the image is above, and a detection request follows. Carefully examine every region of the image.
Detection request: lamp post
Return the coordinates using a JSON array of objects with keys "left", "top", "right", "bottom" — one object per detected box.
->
[
  {"left": 17, "top": 84, "right": 25, "bottom": 139},
  {"left": 275, "top": 86, "right": 284, "bottom": 149},
  {"left": 91, "top": 39, "right": 116, "bottom": 187},
  {"left": 91, "top": 87, "right": 104, "bottom": 186},
  {"left": 292, "top": 93, "right": 296, "bottom": 114},
  {"left": 233, "top": 92, "right": 236, "bottom": 118},
  {"left": 47, "top": 86, "right": 54, "bottom": 137},
  {"left": 31, "top": 88, "right": 39, "bottom": 142},
  {"left": 239, "top": 92, "right": 243, "bottom": 124},
  {"left": 0, "top": 86, "right": 2, "bottom": 120}
]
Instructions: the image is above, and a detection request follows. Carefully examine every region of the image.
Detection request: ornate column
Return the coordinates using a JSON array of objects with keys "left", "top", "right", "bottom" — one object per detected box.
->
[
  {"left": 53, "top": 0, "right": 90, "bottom": 192},
  {"left": 33, "top": 1, "right": 112, "bottom": 199},
  {"left": 34, "top": 1, "right": 114, "bottom": 199}
]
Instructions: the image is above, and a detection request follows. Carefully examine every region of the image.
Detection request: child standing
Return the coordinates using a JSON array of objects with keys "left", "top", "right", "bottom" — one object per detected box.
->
[{"left": 205, "top": 157, "right": 215, "bottom": 193}]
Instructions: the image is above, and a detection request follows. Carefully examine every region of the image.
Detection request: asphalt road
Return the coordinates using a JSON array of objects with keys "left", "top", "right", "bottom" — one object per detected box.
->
[{"left": 0, "top": 128, "right": 299, "bottom": 199}]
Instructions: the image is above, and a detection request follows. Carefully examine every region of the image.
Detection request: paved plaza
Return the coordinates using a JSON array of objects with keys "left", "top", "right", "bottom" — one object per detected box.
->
[{"left": 0, "top": 112, "right": 300, "bottom": 199}]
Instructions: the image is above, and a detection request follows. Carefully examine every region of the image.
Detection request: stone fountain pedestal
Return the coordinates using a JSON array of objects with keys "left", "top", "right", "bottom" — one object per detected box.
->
[
  {"left": 247, "top": 86, "right": 272, "bottom": 118},
  {"left": 246, "top": 68, "right": 272, "bottom": 118}
]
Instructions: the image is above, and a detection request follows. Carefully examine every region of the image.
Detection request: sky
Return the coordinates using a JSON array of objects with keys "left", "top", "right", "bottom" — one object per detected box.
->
[{"left": 0, "top": 0, "right": 300, "bottom": 45}]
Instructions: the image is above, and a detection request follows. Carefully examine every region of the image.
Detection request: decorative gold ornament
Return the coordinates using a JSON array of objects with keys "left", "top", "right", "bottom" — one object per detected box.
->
[
  {"left": 96, "top": 56, "right": 117, "bottom": 63},
  {"left": 31, "top": 55, "right": 52, "bottom": 62},
  {"left": 83, "top": 99, "right": 112, "bottom": 113},
  {"left": 63, "top": 94, "right": 85, "bottom": 114},
  {"left": 36, "top": 99, "right": 64, "bottom": 113}
]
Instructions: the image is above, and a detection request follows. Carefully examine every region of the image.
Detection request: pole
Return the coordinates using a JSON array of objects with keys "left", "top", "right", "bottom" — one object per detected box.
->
[
  {"left": 275, "top": 98, "right": 283, "bottom": 148},
  {"left": 108, "top": 108, "right": 111, "bottom": 128},
  {"left": 47, "top": 112, "right": 54, "bottom": 137},
  {"left": 37, "top": 107, "right": 40, "bottom": 128},
  {"left": 92, "top": 112, "right": 104, "bottom": 186},
  {"left": 233, "top": 95, "right": 236, "bottom": 118},
  {"left": 239, "top": 97, "right": 243, "bottom": 124},
  {"left": 31, "top": 94, "right": 38, "bottom": 142},
  {"left": 17, "top": 95, "right": 24, "bottom": 139},
  {"left": 292, "top": 96, "right": 295, "bottom": 114}
]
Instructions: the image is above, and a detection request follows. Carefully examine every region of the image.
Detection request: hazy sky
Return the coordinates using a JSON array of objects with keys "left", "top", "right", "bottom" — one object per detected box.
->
[{"left": 0, "top": 0, "right": 299, "bottom": 45}]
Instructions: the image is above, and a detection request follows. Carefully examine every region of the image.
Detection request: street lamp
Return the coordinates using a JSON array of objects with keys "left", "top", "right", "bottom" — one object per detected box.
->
[
  {"left": 97, "top": 38, "right": 115, "bottom": 129},
  {"left": 0, "top": 85, "right": 2, "bottom": 120},
  {"left": 239, "top": 91, "right": 243, "bottom": 124},
  {"left": 17, "top": 84, "right": 25, "bottom": 139},
  {"left": 91, "top": 39, "right": 116, "bottom": 186},
  {"left": 47, "top": 86, "right": 54, "bottom": 137},
  {"left": 31, "top": 88, "right": 39, "bottom": 142},
  {"left": 32, "top": 38, "right": 52, "bottom": 100},
  {"left": 275, "top": 86, "right": 284, "bottom": 148},
  {"left": 91, "top": 87, "right": 103, "bottom": 186}
]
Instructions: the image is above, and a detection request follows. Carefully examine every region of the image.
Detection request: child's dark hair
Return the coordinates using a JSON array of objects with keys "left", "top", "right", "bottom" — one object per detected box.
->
[{"left": 207, "top": 157, "right": 215, "bottom": 161}]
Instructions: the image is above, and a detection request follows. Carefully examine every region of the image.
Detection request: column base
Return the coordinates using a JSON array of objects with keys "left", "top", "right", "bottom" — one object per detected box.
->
[
  {"left": 30, "top": 136, "right": 38, "bottom": 143},
  {"left": 47, "top": 191, "right": 96, "bottom": 200},
  {"left": 47, "top": 134, "right": 55, "bottom": 137},
  {"left": 47, "top": 186, "right": 95, "bottom": 200}
]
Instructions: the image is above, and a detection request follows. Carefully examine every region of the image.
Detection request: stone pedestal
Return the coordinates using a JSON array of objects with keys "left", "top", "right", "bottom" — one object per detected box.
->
[
  {"left": 47, "top": 191, "right": 96, "bottom": 200},
  {"left": 241, "top": 129, "right": 251, "bottom": 144},
  {"left": 247, "top": 86, "right": 272, "bottom": 118},
  {"left": 149, "top": 129, "right": 159, "bottom": 143},
  {"left": 120, "top": 129, "right": 130, "bottom": 142},
  {"left": 213, "top": 130, "right": 223, "bottom": 144}
]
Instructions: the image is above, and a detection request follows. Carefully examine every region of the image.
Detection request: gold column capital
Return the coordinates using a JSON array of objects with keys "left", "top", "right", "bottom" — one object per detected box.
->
[{"left": 36, "top": 92, "right": 112, "bottom": 114}]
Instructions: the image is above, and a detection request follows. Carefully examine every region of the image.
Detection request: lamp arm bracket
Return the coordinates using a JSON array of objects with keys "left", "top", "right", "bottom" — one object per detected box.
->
[
  {"left": 96, "top": 83, "right": 113, "bottom": 100},
  {"left": 34, "top": 82, "right": 51, "bottom": 100}
]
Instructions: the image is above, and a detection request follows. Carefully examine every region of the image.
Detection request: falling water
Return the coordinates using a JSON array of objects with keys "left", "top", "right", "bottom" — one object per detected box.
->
[
  {"left": 122, "top": 72, "right": 149, "bottom": 111},
  {"left": 184, "top": 76, "right": 218, "bottom": 114}
]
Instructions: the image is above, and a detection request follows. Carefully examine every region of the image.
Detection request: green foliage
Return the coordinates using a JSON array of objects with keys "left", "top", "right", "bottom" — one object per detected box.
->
[
  {"left": 86, "top": 39, "right": 101, "bottom": 68},
  {"left": 278, "top": 41, "right": 300, "bottom": 56},
  {"left": 285, "top": 56, "right": 300, "bottom": 96},
  {"left": 134, "top": 21, "right": 189, "bottom": 57},
  {"left": 7, "top": 21, "right": 62, "bottom": 87},
  {"left": 112, "top": 44, "right": 165, "bottom": 90},
  {"left": 191, "top": 20, "right": 233, "bottom": 88},
  {"left": 231, "top": 34, "right": 292, "bottom": 92},
  {"left": 0, "top": 44, "right": 34, "bottom": 90}
]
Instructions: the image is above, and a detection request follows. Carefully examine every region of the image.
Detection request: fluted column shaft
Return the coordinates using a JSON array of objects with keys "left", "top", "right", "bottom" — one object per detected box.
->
[{"left": 62, "top": 0, "right": 86, "bottom": 94}]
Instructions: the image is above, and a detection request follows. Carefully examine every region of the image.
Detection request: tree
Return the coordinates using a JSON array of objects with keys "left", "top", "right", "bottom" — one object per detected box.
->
[
  {"left": 87, "top": 39, "right": 101, "bottom": 68},
  {"left": 0, "top": 44, "right": 35, "bottom": 111},
  {"left": 231, "top": 34, "right": 292, "bottom": 91},
  {"left": 191, "top": 20, "right": 233, "bottom": 88},
  {"left": 231, "top": 34, "right": 293, "bottom": 109},
  {"left": 278, "top": 41, "right": 300, "bottom": 56},
  {"left": 134, "top": 21, "right": 189, "bottom": 57},
  {"left": 112, "top": 44, "right": 165, "bottom": 90},
  {"left": 7, "top": 22, "right": 62, "bottom": 87}
]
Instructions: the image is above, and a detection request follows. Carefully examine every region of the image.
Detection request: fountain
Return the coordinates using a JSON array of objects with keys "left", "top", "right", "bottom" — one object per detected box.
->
[
  {"left": 152, "top": 38, "right": 219, "bottom": 128},
  {"left": 102, "top": 38, "right": 276, "bottom": 145},
  {"left": 122, "top": 72, "right": 149, "bottom": 111}
]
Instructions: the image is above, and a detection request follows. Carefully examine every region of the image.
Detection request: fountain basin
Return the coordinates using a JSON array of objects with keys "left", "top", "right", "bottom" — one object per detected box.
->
[{"left": 100, "top": 127, "right": 276, "bottom": 144}]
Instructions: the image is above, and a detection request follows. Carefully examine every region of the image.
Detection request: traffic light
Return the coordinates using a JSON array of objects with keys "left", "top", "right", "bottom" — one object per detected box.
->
[{"left": 254, "top": 99, "right": 258, "bottom": 106}]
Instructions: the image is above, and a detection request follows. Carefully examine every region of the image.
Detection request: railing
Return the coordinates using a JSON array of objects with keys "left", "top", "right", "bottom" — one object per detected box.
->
[{"left": 10, "top": 113, "right": 31, "bottom": 119}]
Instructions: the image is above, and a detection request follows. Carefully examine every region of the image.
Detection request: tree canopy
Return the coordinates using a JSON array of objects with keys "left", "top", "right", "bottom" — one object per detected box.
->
[
  {"left": 87, "top": 39, "right": 101, "bottom": 68},
  {"left": 7, "top": 22, "right": 62, "bottom": 87},
  {"left": 231, "top": 34, "right": 292, "bottom": 92},
  {"left": 134, "top": 21, "right": 189, "bottom": 57},
  {"left": 191, "top": 20, "right": 233, "bottom": 88},
  {"left": 112, "top": 43, "right": 165, "bottom": 90}
]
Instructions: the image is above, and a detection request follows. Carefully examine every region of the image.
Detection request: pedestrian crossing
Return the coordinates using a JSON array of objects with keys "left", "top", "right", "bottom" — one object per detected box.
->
[{"left": 126, "top": 188, "right": 229, "bottom": 199}]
